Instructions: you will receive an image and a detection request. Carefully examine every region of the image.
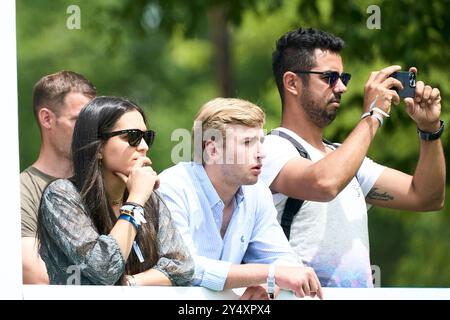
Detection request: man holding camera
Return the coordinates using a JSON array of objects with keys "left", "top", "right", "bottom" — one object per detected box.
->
[{"left": 261, "top": 28, "right": 445, "bottom": 287}]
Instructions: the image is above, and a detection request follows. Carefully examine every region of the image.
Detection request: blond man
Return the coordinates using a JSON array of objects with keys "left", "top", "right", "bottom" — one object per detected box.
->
[
  {"left": 21, "top": 71, "right": 96, "bottom": 284},
  {"left": 159, "top": 98, "right": 322, "bottom": 300}
]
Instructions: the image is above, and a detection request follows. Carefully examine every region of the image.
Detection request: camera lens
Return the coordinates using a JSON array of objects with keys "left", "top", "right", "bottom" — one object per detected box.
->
[{"left": 409, "top": 72, "right": 416, "bottom": 87}]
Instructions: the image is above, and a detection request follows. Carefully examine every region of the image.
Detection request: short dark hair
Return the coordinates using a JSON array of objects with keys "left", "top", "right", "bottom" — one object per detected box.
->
[
  {"left": 272, "top": 28, "right": 344, "bottom": 103},
  {"left": 32, "top": 70, "right": 96, "bottom": 121}
]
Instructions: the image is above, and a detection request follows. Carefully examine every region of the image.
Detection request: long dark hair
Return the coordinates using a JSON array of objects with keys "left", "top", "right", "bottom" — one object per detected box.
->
[{"left": 71, "top": 96, "right": 160, "bottom": 278}]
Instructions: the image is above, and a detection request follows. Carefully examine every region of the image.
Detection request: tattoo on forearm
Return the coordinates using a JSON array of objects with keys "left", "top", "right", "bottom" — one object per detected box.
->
[{"left": 367, "top": 188, "right": 394, "bottom": 201}]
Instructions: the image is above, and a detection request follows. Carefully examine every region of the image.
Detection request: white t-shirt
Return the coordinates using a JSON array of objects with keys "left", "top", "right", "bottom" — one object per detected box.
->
[{"left": 261, "top": 127, "right": 385, "bottom": 287}]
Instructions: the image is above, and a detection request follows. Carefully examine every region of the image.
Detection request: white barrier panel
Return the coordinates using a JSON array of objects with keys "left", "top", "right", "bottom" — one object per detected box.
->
[
  {"left": 321, "top": 288, "right": 450, "bottom": 300},
  {"left": 22, "top": 285, "right": 289, "bottom": 300},
  {"left": 23, "top": 286, "right": 450, "bottom": 300},
  {"left": 4, "top": 0, "right": 450, "bottom": 302},
  {"left": 0, "top": 0, "right": 22, "bottom": 300}
]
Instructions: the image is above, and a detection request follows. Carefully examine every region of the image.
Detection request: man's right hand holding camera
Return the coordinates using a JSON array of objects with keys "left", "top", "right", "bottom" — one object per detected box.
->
[{"left": 363, "top": 65, "right": 404, "bottom": 125}]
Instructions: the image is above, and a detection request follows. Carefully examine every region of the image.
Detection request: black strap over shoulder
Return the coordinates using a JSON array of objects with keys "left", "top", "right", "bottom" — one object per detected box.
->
[
  {"left": 322, "top": 138, "right": 339, "bottom": 150},
  {"left": 269, "top": 130, "right": 342, "bottom": 240},
  {"left": 281, "top": 198, "right": 304, "bottom": 240},
  {"left": 270, "top": 130, "right": 311, "bottom": 160},
  {"left": 268, "top": 130, "right": 311, "bottom": 240}
]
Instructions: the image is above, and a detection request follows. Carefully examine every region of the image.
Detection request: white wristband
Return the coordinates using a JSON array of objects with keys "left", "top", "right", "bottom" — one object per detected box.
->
[
  {"left": 121, "top": 204, "right": 147, "bottom": 226},
  {"left": 371, "top": 107, "right": 390, "bottom": 118},
  {"left": 361, "top": 111, "right": 383, "bottom": 127},
  {"left": 371, "top": 112, "right": 384, "bottom": 127},
  {"left": 267, "top": 264, "right": 276, "bottom": 299},
  {"left": 364, "top": 95, "right": 390, "bottom": 128},
  {"left": 361, "top": 111, "right": 372, "bottom": 119}
]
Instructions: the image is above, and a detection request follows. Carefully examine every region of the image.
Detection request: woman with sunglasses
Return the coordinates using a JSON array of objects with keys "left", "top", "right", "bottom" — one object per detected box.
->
[{"left": 37, "top": 96, "right": 194, "bottom": 286}]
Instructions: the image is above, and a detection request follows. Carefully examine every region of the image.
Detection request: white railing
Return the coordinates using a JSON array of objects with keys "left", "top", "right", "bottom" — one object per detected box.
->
[{"left": 22, "top": 285, "right": 450, "bottom": 300}]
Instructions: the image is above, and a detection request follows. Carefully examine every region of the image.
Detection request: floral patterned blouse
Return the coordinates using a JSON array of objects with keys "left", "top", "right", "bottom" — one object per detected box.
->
[{"left": 38, "top": 178, "right": 194, "bottom": 286}]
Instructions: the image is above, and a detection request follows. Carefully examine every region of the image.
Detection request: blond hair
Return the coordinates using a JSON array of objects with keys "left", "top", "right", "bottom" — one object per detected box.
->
[
  {"left": 192, "top": 97, "right": 265, "bottom": 162},
  {"left": 194, "top": 97, "right": 265, "bottom": 133}
]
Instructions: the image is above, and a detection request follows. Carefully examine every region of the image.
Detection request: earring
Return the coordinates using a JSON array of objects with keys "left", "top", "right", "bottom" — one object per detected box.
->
[{"left": 98, "top": 154, "right": 103, "bottom": 167}]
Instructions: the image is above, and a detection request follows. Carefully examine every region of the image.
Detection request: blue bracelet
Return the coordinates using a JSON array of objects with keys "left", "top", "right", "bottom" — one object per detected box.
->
[{"left": 118, "top": 214, "right": 139, "bottom": 231}]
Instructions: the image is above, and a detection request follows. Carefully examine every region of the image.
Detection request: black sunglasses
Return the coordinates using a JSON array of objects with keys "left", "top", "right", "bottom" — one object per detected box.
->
[
  {"left": 100, "top": 129, "right": 156, "bottom": 147},
  {"left": 294, "top": 70, "right": 351, "bottom": 87}
]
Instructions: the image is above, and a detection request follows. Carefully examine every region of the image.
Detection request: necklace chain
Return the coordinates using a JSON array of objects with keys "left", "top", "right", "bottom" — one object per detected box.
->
[{"left": 111, "top": 197, "right": 123, "bottom": 206}]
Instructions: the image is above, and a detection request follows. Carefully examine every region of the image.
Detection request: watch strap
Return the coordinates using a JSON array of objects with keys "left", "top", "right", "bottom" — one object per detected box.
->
[
  {"left": 267, "top": 264, "right": 276, "bottom": 299},
  {"left": 417, "top": 120, "right": 444, "bottom": 141}
]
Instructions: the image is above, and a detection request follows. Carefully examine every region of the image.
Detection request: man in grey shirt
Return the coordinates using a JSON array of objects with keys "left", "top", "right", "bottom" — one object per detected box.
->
[{"left": 21, "top": 71, "right": 96, "bottom": 284}]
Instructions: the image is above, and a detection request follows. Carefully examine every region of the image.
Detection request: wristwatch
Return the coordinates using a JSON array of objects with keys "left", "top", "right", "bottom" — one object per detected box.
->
[
  {"left": 125, "top": 275, "right": 137, "bottom": 286},
  {"left": 417, "top": 120, "right": 445, "bottom": 141},
  {"left": 267, "top": 264, "right": 276, "bottom": 299}
]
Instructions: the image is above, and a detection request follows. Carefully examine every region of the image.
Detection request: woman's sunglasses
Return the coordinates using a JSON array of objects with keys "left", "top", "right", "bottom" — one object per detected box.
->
[
  {"left": 294, "top": 70, "right": 351, "bottom": 87},
  {"left": 100, "top": 129, "right": 156, "bottom": 147}
]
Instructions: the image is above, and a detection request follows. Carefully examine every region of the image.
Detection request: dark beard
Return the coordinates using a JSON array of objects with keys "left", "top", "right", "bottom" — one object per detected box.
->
[{"left": 300, "top": 91, "right": 339, "bottom": 128}]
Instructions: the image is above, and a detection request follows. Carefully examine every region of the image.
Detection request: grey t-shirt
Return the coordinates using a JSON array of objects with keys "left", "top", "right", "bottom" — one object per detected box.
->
[{"left": 21, "top": 166, "right": 55, "bottom": 237}]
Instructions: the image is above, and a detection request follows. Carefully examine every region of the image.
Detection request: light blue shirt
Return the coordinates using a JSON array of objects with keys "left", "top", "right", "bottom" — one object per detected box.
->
[{"left": 159, "top": 162, "right": 301, "bottom": 291}]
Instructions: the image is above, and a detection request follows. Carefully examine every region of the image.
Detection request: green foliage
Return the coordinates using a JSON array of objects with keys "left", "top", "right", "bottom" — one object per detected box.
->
[{"left": 17, "top": 0, "right": 449, "bottom": 286}]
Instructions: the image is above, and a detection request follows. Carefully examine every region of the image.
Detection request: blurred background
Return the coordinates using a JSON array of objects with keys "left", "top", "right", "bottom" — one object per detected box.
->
[{"left": 17, "top": 0, "right": 449, "bottom": 287}]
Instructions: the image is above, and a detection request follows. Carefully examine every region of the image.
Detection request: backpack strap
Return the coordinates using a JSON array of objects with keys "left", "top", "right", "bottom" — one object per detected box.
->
[
  {"left": 268, "top": 130, "right": 311, "bottom": 240},
  {"left": 269, "top": 131, "right": 358, "bottom": 240},
  {"left": 270, "top": 130, "right": 311, "bottom": 160},
  {"left": 322, "top": 138, "right": 339, "bottom": 150},
  {"left": 281, "top": 198, "right": 304, "bottom": 240}
]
